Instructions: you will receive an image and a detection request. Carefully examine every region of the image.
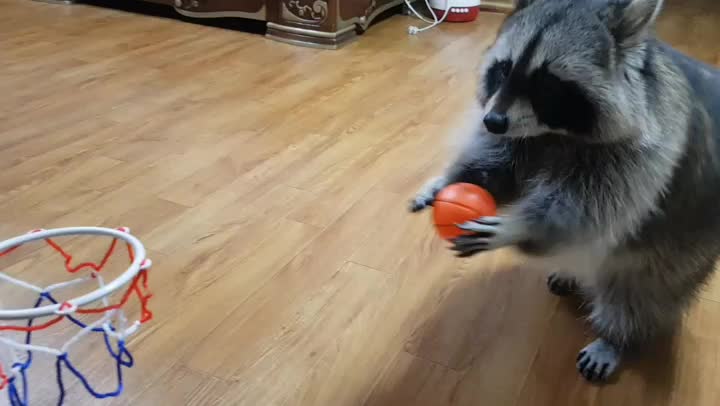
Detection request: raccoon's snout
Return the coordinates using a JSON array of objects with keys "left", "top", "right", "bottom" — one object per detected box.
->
[{"left": 483, "top": 112, "right": 509, "bottom": 134}]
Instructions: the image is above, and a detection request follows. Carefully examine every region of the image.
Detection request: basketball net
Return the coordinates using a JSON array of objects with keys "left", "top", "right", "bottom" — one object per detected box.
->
[{"left": 0, "top": 227, "right": 153, "bottom": 406}]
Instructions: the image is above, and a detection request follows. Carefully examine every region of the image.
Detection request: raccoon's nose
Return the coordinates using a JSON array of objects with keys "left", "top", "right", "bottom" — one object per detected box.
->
[{"left": 483, "top": 112, "right": 509, "bottom": 134}]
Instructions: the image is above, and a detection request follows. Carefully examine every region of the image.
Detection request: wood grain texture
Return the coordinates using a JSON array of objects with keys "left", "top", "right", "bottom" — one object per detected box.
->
[{"left": 0, "top": 0, "right": 719, "bottom": 404}]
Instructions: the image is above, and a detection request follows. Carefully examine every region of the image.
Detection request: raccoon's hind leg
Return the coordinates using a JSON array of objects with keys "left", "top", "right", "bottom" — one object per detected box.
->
[
  {"left": 578, "top": 297, "right": 681, "bottom": 383},
  {"left": 546, "top": 272, "right": 579, "bottom": 297},
  {"left": 577, "top": 260, "right": 711, "bottom": 382},
  {"left": 579, "top": 292, "right": 682, "bottom": 383}
]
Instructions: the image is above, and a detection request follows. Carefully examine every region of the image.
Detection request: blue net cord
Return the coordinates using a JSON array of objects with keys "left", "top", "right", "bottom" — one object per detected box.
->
[{"left": 4, "top": 292, "right": 136, "bottom": 406}]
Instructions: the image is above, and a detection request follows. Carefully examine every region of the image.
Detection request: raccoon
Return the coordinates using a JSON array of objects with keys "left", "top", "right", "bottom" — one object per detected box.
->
[{"left": 410, "top": 0, "right": 720, "bottom": 382}]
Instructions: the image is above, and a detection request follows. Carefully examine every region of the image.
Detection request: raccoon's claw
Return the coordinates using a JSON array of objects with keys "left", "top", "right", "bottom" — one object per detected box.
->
[
  {"left": 457, "top": 216, "right": 502, "bottom": 231},
  {"left": 450, "top": 237, "right": 490, "bottom": 257},
  {"left": 547, "top": 273, "right": 578, "bottom": 296},
  {"left": 409, "top": 176, "right": 447, "bottom": 213},
  {"left": 409, "top": 196, "right": 433, "bottom": 212},
  {"left": 576, "top": 338, "right": 621, "bottom": 383},
  {"left": 450, "top": 216, "right": 510, "bottom": 257}
]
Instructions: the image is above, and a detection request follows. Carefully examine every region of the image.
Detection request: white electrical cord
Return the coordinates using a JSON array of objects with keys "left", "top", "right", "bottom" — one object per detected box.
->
[{"left": 405, "top": 0, "right": 452, "bottom": 34}]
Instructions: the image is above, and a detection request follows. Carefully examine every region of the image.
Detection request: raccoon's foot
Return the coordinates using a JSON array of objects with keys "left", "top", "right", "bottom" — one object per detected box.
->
[
  {"left": 409, "top": 176, "right": 448, "bottom": 212},
  {"left": 546, "top": 273, "right": 578, "bottom": 296},
  {"left": 576, "top": 338, "right": 621, "bottom": 383}
]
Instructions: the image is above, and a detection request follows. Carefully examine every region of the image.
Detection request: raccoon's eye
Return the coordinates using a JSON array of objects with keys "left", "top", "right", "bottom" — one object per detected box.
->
[
  {"left": 528, "top": 67, "right": 595, "bottom": 134},
  {"left": 484, "top": 59, "right": 513, "bottom": 98}
]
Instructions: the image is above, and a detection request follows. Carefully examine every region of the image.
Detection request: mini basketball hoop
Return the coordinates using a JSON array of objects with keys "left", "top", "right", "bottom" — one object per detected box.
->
[{"left": 0, "top": 227, "right": 153, "bottom": 406}]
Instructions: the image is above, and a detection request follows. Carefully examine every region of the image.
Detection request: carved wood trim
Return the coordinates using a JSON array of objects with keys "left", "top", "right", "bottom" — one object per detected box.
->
[{"left": 281, "top": 0, "right": 329, "bottom": 24}]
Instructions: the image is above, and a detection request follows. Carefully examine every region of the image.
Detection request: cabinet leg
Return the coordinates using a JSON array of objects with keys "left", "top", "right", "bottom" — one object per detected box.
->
[{"left": 266, "top": 22, "right": 358, "bottom": 50}]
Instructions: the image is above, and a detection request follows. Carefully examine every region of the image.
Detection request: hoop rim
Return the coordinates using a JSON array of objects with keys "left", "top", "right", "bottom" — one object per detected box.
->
[{"left": 0, "top": 227, "right": 148, "bottom": 320}]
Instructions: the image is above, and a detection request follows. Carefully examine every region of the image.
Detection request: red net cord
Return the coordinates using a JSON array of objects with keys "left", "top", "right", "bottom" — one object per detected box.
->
[
  {"left": 0, "top": 232, "right": 153, "bottom": 333},
  {"left": 0, "top": 364, "right": 8, "bottom": 390}
]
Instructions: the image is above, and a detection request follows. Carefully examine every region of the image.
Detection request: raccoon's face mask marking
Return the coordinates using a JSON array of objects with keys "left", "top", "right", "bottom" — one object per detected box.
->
[
  {"left": 480, "top": 30, "right": 597, "bottom": 137},
  {"left": 477, "top": 0, "right": 665, "bottom": 141},
  {"left": 527, "top": 65, "right": 596, "bottom": 134},
  {"left": 484, "top": 59, "right": 512, "bottom": 100}
]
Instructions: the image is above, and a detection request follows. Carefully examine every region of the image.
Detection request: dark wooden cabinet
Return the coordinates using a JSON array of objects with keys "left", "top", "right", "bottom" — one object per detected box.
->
[
  {"left": 174, "top": 0, "right": 267, "bottom": 20},
  {"left": 168, "top": 0, "right": 404, "bottom": 48},
  {"left": 54, "top": 0, "right": 403, "bottom": 48}
]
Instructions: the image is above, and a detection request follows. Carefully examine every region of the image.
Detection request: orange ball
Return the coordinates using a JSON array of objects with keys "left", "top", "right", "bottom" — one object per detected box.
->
[{"left": 432, "top": 183, "right": 497, "bottom": 240}]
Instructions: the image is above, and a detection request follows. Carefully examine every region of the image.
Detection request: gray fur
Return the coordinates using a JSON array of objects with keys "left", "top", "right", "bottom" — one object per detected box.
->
[{"left": 411, "top": 0, "right": 720, "bottom": 382}]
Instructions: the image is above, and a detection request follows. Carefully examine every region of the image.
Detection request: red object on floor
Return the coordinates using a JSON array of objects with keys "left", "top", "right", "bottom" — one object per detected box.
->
[{"left": 431, "top": 6, "right": 479, "bottom": 22}]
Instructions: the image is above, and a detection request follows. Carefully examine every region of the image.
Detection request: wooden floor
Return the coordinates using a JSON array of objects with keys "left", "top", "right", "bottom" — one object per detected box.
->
[{"left": 1, "top": 0, "right": 720, "bottom": 404}]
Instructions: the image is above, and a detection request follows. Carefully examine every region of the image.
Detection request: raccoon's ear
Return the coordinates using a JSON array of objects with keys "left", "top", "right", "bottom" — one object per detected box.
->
[{"left": 602, "top": 0, "right": 664, "bottom": 45}]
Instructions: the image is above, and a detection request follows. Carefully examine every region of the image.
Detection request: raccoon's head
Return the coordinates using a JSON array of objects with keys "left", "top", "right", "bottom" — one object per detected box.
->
[{"left": 477, "top": 0, "right": 664, "bottom": 142}]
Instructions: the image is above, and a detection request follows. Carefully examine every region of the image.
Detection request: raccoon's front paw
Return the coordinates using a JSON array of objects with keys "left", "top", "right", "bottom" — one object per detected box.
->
[
  {"left": 577, "top": 338, "right": 621, "bottom": 383},
  {"left": 451, "top": 216, "right": 519, "bottom": 257},
  {"left": 547, "top": 273, "right": 578, "bottom": 297},
  {"left": 409, "top": 176, "right": 447, "bottom": 213},
  {"left": 409, "top": 194, "right": 434, "bottom": 213}
]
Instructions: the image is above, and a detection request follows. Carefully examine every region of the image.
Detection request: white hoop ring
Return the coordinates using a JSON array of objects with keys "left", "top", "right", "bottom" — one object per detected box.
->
[{"left": 0, "top": 227, "right": 148, "bottom": 320}]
